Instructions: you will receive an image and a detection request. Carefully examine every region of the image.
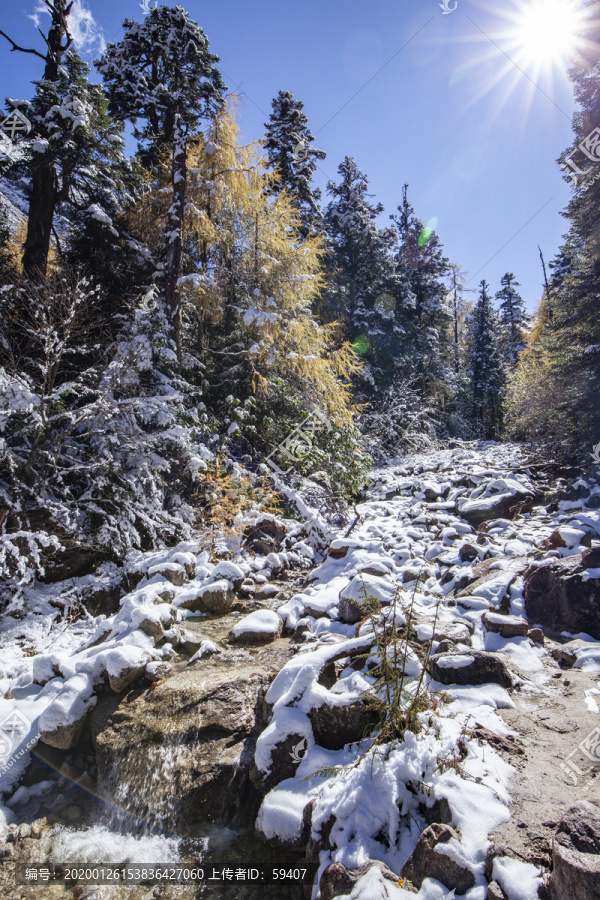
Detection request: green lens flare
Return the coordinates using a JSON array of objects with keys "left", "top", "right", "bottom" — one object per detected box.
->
[
  {"left": 418, "top": 216, "right": 439, "bottom": 247},
  {"left": 352, "top": 335, "right": 369, "bottom": 356}
]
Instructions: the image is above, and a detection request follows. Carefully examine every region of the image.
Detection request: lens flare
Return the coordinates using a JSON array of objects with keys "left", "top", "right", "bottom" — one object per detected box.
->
[{"left": 418, "top": 217, "right": 439, "bottom": 247}]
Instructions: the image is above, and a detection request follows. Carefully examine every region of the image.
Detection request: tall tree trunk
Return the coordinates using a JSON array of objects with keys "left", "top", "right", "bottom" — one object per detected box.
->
[
  {"left": 165, "top": 116, "right": 187, "bottom": 357},
  {"left": 22, "top": 162, "right": 59, "bottom": 280},
  {"left": 21, "top": 0, "right": 72, "bottom": 281}
]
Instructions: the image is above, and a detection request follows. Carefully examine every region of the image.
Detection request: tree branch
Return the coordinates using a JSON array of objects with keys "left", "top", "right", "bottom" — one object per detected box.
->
[{"left": 0, "top": 30, "right": 46, "bottom": 60}]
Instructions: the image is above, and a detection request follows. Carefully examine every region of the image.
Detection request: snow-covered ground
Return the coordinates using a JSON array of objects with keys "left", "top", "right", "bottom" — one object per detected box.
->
[{"left": 0, "top": 441, "right": 598, "bottom": 900}]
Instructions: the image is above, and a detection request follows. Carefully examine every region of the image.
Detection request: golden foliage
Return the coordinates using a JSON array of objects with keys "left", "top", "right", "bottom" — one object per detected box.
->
[
  {"left": 193, "top": 455, "right": 282, "bottom": 555},
  {"left": 505, "top": 300, "right": 560, "bottom": 440},
  {"left": 182, "top": 97, "right": 361, "bottom": 425}
]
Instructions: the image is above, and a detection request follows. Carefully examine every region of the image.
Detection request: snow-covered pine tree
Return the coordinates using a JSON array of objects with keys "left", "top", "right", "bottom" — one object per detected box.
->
[
  {"left": 1, "top": 0, "right": 72, "bottom": 279},
  {"left": 495, "top": 272, "right": 527, "bottom": 364},
  {"left": 97, "top": 6, "right": 226, "bottom": 355},
  {"left": 323, "top": 156, "right": 397, "bottom": 388},
  {"left": 540, "top": 0, "right": 600, "bottom": 458},
  {"left": 466, "top": 279, "right": 505, "bottom": 437},
  {"left": 263, "top": 90, "right": 326, "bottom": 236},
  {"left": 389, "top": 185, "right": 453, "bottom": 394}
]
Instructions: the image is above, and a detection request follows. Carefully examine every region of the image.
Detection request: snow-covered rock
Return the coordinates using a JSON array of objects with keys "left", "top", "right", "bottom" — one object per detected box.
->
[{"left": 230, "top": 610, "right": 283, "bottom": 644}]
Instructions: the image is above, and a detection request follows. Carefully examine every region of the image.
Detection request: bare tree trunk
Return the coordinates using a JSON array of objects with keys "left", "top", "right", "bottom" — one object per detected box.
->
[{"left": 165, "top": 115, "right": 187, "bottom": 357}]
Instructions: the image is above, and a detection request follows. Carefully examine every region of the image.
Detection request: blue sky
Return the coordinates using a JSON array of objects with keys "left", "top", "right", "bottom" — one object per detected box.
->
[{"left": 0, "top": 0, "right": 581, "bottom": 309}]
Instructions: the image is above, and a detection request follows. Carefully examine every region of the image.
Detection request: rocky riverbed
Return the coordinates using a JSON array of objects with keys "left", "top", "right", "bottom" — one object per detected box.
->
[{"left": 0, "top": 441, "right": 599, "bottom": 900}]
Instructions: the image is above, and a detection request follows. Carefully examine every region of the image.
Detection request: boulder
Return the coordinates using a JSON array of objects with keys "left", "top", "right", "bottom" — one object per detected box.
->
[
  {"left": 337, "top": 573, "right": 397, "bottom": 624},
  {"left": 549, "top": 800, "right": 600, "bottom": 900},
  {"left": 459, "top": 543, "right": 479, "bottom": 562},
  {"left": 229, "top": 610, "right": 283, "bottom": 644},
  {"left": 244, "top": 517, "right": 286, "bottom": 554},
  {"left": 40, "top": 710, "right": 92, "bottom": 750},
  {"left": 137, "top": 616, "right": 165, "bottom": 641},
  {"left": 250, "top": 732, "right": 307, "bottom": 794},
  {"left": 482, "top": 611, "right": 529, "bottom": 638},
  {"left": 147, "top": 563, "right": 186, "bottom": 587},
  {"left": 144, "top": 661, "right": 172, "bottom": 683},
  {"left": 525, "top": 550, "right": 600, "bottom": 639},
  {"left": 179, "top": 579, "right": 234, "bottom": 615},
  {"left": 319, "top": 860, "right": 399, "bottom": 900},
  {"left": 428, "top": 650, "right": 513, "bottom": 688},
  {"left": 432, "top": 622, "right": 473, "bottom": 645},
  {"left": 458, "top": 477, "right": 536, "bottom": 526},
  {"left": 210, "top": 561, "right": 245, "bottom": 590},
  {"left": 108, "top": 661, "right": 147, "bottom": 693},
  {"left": 528, "top": 627, "right": 545, "bottom": 644},
  {"left": 550, "top": 639, "right": 598, "bottom": 668},
  {"left": 91, "top": 665, "right": 271, "bottom": 825},
  {"left": 308, "top": 700, "right": 379, "bottom": 750},
  {"left": 172, "top": 625, "right": 206, "bottom": 655},
  {"left": 401, "top": 822, "right": 476, "bottom": 893}
]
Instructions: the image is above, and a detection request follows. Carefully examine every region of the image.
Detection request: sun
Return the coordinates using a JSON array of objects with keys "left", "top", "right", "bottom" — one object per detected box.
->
[{"left": 513, "top": 0, "right": 584, "bottom": 69}]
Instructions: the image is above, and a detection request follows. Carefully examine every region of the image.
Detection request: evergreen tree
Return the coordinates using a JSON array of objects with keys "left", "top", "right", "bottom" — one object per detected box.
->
[
  {"left": 97, "top": 6, "right": 226, "bottom": 354},
  {"left": 323, "top": 156, "right": 396, "bottom": 386},
  {"left": 182, "top": 103, "right": 365, "bottom": 493},
  {"left": 1, "top": 0, "right": 73, "bottom": 280},
  {"left": 495, "top": 272, "right": 527, "bottom": 363},
  {"left": 0, "top": 201, "right": 16, "bottom": 287},
  {"left": 263, "top": 90, "right": 326, "bottom": 235},
  {"left": 467, "top": 279, "right": 504, "bottom": 437},
  {"left": 389, "top": 185, "right": 453, "bottom": 392},
  {"left": 525, "top": 0, "right": 600, "bottom": 459}
]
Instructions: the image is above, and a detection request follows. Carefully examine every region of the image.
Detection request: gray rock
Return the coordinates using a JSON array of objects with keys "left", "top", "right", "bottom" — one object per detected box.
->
[
  {"left": 153, "top": 564, "right": 186, "bottom": 587},
  {"left": 108, "top": 661, "right": 147, "bottom": 693},
  {"left": 40, "top": 708, "right": 93, "bottom": 750},
  {"left": 525, "top": 550, "right": 600, "bottom": 639},
  {"left": 229, "top": 610, "right": 283, "bottom": 644},
  {"left": 210, "top": 561, "right": 245, "bottom": 590},
  {"left": 319, "top": 860, "right": 400, "bottom": 900},
  {"left": 179, "top": 579, "right": 234, "bottom": 615},
  {"left": 459, "top": 543, "right": 479, "bottom": 562},
  {"left": 309, "top": 700, "right": 379, "bottom": 751},
  {"left": 428, "top": 650, "right": 513, "bottom": 689},
  {"left": 250, "top": 732, "right": 307, "bottom": 794},
  {"left": 144, "top": 661, "right": 172, "bottom": 682},
  {"left": 482, "top": 611, "right": 529, "bottom": 638},
  {"left": 172, "top": 625, "right": 205, "bottom": 654},
  {"left": 487, "top": 882, "right": 506, "bottom": 900},
  {"left": 550, "top": 799, "right": 600, "bottom": 900},
  {"left": 401, "top": 822, "right": 476, "bottom": 893},
  {"left": 551, "top": 639, "right": 597, "bottom": 668},
  {"left": 137, "top": 616, "right": 165, "bottom": 641},
  {"left": 92, "top": 665, "right": 272, "bottom": 825}
]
